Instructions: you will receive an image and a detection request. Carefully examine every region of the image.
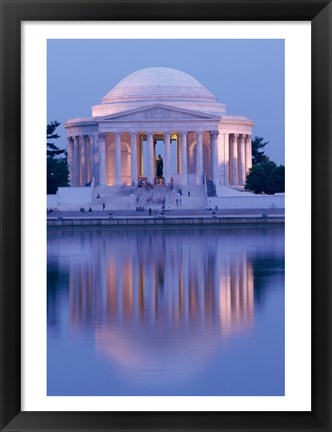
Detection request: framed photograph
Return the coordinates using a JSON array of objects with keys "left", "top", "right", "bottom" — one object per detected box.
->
[{"left": 1, "top": 1, "right": 331, "bottom": 431}]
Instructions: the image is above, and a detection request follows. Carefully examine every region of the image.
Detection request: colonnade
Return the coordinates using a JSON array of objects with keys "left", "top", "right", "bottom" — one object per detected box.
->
[
  {"left": 227, "top": 133, "right": 252, "bottom": 186},
  {"left": 67, "top": 131, "right": 252, "bottom": 188},
  {"left": 67, "top": 134, "right": 98, "bottom": 187}
]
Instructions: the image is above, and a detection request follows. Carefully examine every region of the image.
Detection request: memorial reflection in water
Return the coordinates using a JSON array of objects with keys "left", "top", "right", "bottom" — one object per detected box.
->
[{"left": 47, "top": 226, "right": 284, "bottom": 396}]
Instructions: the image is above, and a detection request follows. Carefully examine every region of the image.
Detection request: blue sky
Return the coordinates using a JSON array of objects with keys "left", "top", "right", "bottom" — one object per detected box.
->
[{"left": 47, "top": 39, "right": 284, "bottom": 164}]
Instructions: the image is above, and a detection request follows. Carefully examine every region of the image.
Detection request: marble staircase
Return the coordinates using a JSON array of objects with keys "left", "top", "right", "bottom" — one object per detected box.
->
[{"left": 90, "top": 184, "right": 207, "bottom": 211}]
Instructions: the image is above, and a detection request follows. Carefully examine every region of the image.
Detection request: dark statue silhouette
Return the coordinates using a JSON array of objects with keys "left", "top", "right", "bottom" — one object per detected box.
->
[{"left": 156, "top": 154, "right": 164, "bottom": 177}]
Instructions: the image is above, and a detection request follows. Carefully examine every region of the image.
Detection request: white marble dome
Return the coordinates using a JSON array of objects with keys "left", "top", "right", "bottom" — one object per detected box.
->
[
  {"left": 101, "top": 67, "right": 218, "bottom": 104},
  {"left": 92, "top": 67, "right": 226, "bottom": 117}
]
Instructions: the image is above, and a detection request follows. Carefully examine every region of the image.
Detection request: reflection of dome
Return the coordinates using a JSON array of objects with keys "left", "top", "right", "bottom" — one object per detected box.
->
[
  {"left": 101, "top": 67, "right": 218, "bottom": 104},
  {"left": 92, "top": 67, "right": 226, "bottom": 117},
  {"left": 95, "top": 322, "right": 222, "bottom": 388}
]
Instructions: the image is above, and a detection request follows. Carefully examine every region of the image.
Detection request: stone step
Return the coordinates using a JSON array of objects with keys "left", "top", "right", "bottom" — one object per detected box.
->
[{"left": 93, "top": 185, "right": 206, "bottom": 210}]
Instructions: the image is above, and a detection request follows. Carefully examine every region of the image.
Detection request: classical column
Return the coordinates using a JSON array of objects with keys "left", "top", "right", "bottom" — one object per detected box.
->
[
  {"left": 224, "top": 133, "right": 230, "bottom": 186},
  {"left": 89, "top": 135, "right": 95, "bottom": 183},
  {"left": 130, "top": 132, "right": 138, "bottom": 185},
  {"left": 86, "top": 137, "right": 90, "bottom": 183},
  {"left": 245, "top": 134, "right": 252, "bottom": 175},
  {"left": 196, "top": 131, "right": 203, "bottom": 185},
  {"left": 67, "top": 137, "right": 74, "bottom": 186},
  {"left": 139, "top": 135, "right": 144, "bottom": 177},
  {"left": 177, "top": 134, "right": 181, "bottom": 175},
  {"left": 210, "top": 130, "right": 219, "bottom": 186},
  {"left": 93, "top": 132, "right": 99, "bottom": 183},
  {"left": 115, "top": 132, "right": 122, "bottom": 185},
  {"left": 164, "top": 132, "right": 171, "bottom": 184},
  {"left": 219, "top": 133, "right": 225, "bottom": 185},
  {"left": 74, "top": 136, "right": 80, "bottom": 186},
  {"left": 147, "top": 132, "right": 154, "bottom": 183},
  {"left": 248, "top": 135, "right": 252, "bottom": 171},
  {"left": 231, "top": 134, "right": 239, "bottom": 185},
  {"left": 180, "top": 131, "right": 188, "bottom": 186},
  {"left": 81, "top": 135, "right": 87, "bottom": 186},
  {"left": 98, "top": 133, "right": 106, "bottom": 186},
  {"left": 238, "top": 134, "right": 246, "bottom": 185}
]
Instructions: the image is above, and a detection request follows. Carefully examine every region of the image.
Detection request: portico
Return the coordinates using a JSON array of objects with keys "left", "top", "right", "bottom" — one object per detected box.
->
[{"left": 65, "top": 67, "right": 254, "bottom": 192}]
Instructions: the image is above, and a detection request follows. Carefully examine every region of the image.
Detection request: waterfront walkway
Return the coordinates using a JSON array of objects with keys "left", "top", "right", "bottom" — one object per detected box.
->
[
  {"left": 48, "top": 207, "right": 284, "bottom": 218},
  {"left": 47, "top": 207, "right": 284, "bottom": 227}
]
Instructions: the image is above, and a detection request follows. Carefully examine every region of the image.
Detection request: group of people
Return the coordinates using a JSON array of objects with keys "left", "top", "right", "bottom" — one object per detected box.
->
[
  {"left": 80, "top": 206, "right": 93, "bottom": 213},
  {"left": 154, "top": 176, "right": 165, "bottom": 186},
  {"left": 137, "top": 180, "right": 155, "bottom": 190},
  {"left": 47, "top": 207, "right": 59, "bottom": 214},
  {"left": 79, "top": 203, "right": 106, "bottom": 212}
]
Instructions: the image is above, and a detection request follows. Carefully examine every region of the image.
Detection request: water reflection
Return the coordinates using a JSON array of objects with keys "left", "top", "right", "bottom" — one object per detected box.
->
[
  {"left": 68, "top": 241, "right": 254, "bottom": 331},
  {"left": 47, "top": 226, "right": 284, "bottom": 395}
]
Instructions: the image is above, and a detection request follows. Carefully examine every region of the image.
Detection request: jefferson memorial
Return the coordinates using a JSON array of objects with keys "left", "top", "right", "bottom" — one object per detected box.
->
[{"left": 65, "top": 67, "right": 254, "bottom": 190}]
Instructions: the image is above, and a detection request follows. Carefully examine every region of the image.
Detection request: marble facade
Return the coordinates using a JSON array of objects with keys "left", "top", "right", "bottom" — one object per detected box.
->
[{"left": 65, "top": 67, "right": 254, "bottom": 188}]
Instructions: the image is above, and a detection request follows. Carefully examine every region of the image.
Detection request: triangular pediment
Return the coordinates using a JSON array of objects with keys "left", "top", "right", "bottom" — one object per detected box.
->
[{"left": 99, "top": 104, "right": 219, "bottom": 122}]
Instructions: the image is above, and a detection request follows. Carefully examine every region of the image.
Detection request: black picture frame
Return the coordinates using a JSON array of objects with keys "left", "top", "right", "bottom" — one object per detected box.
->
[{"left": 0, "top": 1, "right": 331, "bottom": 431}]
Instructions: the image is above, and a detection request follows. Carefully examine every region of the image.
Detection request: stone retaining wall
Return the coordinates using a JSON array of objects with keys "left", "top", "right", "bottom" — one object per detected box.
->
[
  {"left": 209, "top": 194, "right": 285, "bottom": 209},
  {"left": 47, "top": 216, "right": 284, "bottom": 227}
]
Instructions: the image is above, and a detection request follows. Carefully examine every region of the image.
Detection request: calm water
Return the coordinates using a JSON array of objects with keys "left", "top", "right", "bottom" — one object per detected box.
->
[{"left": 47, "top": 225, "right": 284, "bottom": 396}]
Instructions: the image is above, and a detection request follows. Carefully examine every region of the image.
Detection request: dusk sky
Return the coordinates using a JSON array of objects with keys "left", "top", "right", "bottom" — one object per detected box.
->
[{"left": 47, "top": 39, "right": 284, "bottom": 164}]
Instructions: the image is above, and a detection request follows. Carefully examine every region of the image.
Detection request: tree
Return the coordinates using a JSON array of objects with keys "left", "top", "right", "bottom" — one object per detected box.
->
[
  {"left": 47, "top": 121, "right": 69, "bottom": 194},
  {"left": 245, "top": 164, "right": 269, "bottom": 194},
  {"left": 47, "top": 156, "right": 70, "bottom": 195},
  {"left": 47, "top": 121, "right": 65, "bottom": 156},
  {"left": 252, "top": 136, "right": 270, "bottom": 165},
  {"left": 245, "top": 160, "right": 285, "bottom": 194},
  {"left": 267, "top": 164, "right": 285, "bottom": 194}
]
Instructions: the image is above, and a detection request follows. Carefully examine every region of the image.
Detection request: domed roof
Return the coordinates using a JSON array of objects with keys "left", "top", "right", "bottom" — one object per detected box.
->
[
  {"left": 91, "top": 66, "right": 226, "bottom": 118},
  {"left": 101, "top": 67, "right": 218, "bottom": 104}
]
